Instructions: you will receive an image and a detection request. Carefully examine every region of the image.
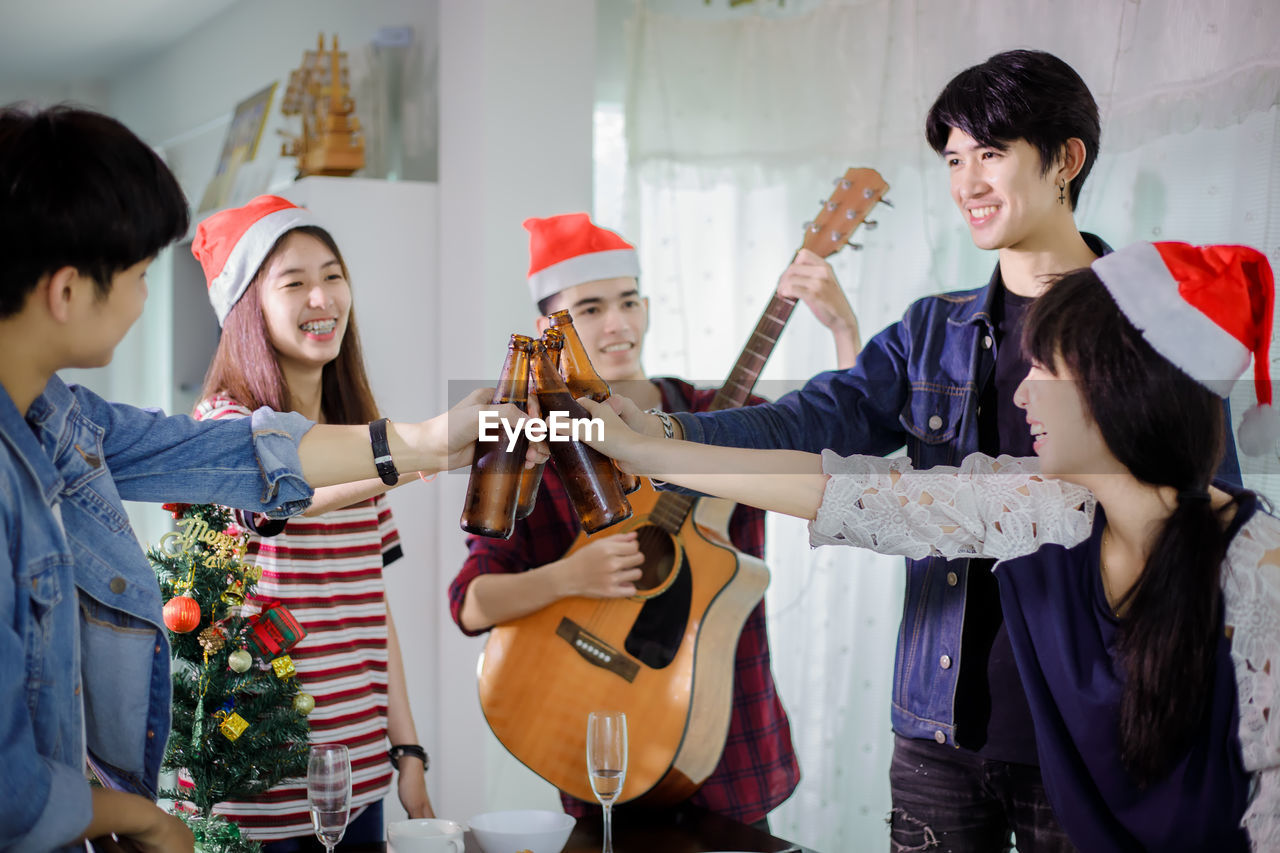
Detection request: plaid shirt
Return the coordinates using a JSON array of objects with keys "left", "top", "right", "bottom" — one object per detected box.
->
[{"left": 448, "top": 378, "right": 799, "bottom": 824}]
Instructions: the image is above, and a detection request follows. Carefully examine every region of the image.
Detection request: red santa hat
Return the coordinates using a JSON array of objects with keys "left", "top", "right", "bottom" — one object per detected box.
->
[
  {"left": 192, "top": 195, "right": 319, "bottom": 325},
  {"left": 523, "top": 213, "right": 640, "bottom": 305},
  {"left": 1092, "top": 241, "right": 1277, "bottom": 455}
]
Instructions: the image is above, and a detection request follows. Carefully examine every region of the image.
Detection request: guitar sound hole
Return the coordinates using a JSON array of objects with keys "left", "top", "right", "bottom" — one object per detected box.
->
[
  {"left": 625, "top": 548, "right": 691, "bottom": 670},
  {"left": 633, "top": 525, "right": 676, "bottom": 592}
]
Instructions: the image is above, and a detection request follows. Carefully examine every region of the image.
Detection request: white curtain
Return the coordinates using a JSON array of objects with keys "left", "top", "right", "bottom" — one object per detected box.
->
[{"left": 617, "top": 0, "right": 1280, "bottom": 849}]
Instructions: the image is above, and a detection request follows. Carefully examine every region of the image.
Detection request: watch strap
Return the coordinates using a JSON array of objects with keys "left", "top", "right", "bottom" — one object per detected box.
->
[
  {"left": 388, "top": 743, "right": 428, "bottom": 771},
  {"left": 369, "top": 418, "right": 399, "bottom": 486}
]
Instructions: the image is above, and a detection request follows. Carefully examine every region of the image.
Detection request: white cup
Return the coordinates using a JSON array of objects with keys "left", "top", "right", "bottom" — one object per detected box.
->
[{"left": 387, "top": 818, "right": 466, "bottom": 853}]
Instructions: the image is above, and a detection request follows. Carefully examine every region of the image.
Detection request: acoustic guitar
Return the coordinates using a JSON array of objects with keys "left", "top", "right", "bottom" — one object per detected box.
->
[{"left": 477, "top": 168, "right": 889, "bottom": 805}]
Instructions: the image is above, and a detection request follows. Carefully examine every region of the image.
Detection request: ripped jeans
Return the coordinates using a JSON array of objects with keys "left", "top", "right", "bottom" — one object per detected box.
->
[{"left": 887, "top": 735, "right": 1076, "bottom": 853}]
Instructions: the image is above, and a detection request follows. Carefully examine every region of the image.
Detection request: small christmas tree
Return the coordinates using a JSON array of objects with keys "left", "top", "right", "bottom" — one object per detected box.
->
[{"left": 149, "top": 504, "right": 313, "bottom": 851}]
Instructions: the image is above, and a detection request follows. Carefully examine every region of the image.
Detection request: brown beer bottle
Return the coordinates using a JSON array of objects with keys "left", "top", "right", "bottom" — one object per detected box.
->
[
  {"left": 460, "top": 334, "right": 533, "bottom": 539},
  {"left": 530, "top": 338, "right": 632, "bottom": 534},
  {"left": 546, "top": 310, "right": 642, "bottom": 493},
  {"left": 513, "top": 362, "right": 546, "bottom": 519}
]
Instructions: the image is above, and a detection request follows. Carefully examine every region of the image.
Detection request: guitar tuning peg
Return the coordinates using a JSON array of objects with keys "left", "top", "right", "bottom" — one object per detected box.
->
[
  {"left": 879, "top": 197, "right": 894, "bottom": 208},
  {"left": 840, "top": 179, "right": 851, "bottom": 190},
  {"left": 829, "top": 230, "right": 843, "bottom": 242},
  {"left": 827, "top": 201, "right": 838, "bottom": 211},
  {"left": 810, "top": 223, "right": 821, "bottom": 233},
  {"left": 863, "top": 188, "right": 874, "bottom": 199},
  {"left": 802, "top": 220, "right": 813, "bottom": 231},
  {"left": 846, "top": 242, "right": 864, "bottom": 251},
  {"left": 844, "top": 209, "right": 857, "bottom": 220},
  {"left": 863, "top": 220, "right": 879, "bottom": 230}
]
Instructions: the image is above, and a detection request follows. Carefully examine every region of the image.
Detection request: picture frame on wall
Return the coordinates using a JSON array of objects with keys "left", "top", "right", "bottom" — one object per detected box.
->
[{"left": 198, "top": 81, "right": 278, "bottom": 213}]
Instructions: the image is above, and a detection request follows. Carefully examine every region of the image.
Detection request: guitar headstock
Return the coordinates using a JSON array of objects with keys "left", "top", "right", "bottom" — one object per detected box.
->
[{"left": 800, "top": 167, "right": 890, "bottom": 258}]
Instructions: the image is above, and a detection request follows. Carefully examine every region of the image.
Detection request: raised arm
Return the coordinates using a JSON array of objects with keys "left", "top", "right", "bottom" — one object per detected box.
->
[
  {"left": 582, "top": 399, "right": 1095, "bottom": 562},
  {"left": 579, "top": 397, "right": 831, "bottom": 520}
]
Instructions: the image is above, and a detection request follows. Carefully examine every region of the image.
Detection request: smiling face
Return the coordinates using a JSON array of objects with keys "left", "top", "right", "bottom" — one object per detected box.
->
[
  {"left": 1013, "top": 356, "right": 1120, "bottom": 482},
  {"left": 539, "top": 277, "right": 649, "bottom": 382},
  {"left": 257, "top": 231, "right": 351, "bottom": 378},
  {"left": 944, "top": 127, "right": 1066, "bottom": 253}
]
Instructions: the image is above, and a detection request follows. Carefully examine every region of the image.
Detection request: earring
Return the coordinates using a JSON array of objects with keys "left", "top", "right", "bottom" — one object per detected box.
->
[{"left": 1058, "top": 180, "right": 1066, "bottom": 205}]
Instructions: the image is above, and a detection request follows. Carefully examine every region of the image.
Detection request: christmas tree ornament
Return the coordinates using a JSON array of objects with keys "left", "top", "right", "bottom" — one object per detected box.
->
[
  {"left": 271, "top": 655, "right": 296, "bottom": 678},
  {"left": 198, "top": 623, "right": 227, "bottom": 655},
  {"left": 221, "top": 577, "right": 246, "bottom": 606},
  {"left": 246, "top": 601, "right": 307, "bottom": 660},
  {"left": 293, "top": 692, "right": 316, "bottom": 715},
  {"left": 218, "top": 711, "right": 249, "bottom": 741},
  {"left": 163, "top": 594, "right": 202, "bottom": 633},
  {"left": 227, "top": 649, "right": 253, "bottom": 673}
]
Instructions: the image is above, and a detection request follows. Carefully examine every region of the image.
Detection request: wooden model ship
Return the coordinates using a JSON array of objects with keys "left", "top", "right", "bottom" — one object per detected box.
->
[{"left": 280, "top": 34, "right": 365, "bottom": 177}]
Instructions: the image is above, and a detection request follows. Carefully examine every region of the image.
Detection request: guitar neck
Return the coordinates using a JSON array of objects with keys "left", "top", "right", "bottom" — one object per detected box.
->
[
  {"left": 650, "top": 292, "right": 797, "bottom": 532},
  {"left": 709, "top": 292, "right": 797, "bottom": 411}
]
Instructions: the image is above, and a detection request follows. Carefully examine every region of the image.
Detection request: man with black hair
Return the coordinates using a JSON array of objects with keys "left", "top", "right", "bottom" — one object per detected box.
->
[
  {"left": 0, "top": 104, "right": 531, "bottom": 852},
  {"left": 625, "top": 50, "right": 1240, "bottom": 850},
  {"left": 449, "top": 212, "right": 862, "bottom": 829}
]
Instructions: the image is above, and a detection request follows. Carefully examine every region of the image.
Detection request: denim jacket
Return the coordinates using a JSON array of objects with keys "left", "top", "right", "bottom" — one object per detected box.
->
[
  {"left": 672, "top": 235, "right": 1242, "bottom": 748},
  {"left": 0, "top": 376, "right": 314, "bottom": 852}
]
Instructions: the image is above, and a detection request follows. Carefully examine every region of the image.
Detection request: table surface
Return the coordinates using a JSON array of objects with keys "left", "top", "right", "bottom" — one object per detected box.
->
[
  {"left": 370, "top": 805, "right": 818, "bottom": 853},
  {"left": 547, "top": 806, "right": 816, "bottom": 853}
]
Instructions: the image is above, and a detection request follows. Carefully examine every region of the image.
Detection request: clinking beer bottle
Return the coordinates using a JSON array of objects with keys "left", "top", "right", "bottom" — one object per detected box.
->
[
  {"left": 546, "top": 309, "right": 641, "bottom": 494},
  {"left": 460, "top": 334, "right": 534, "bottom": 539},
  {"left": 530, "top": 338, "right": 632, "bottom": 534},
  {"left": 512, "top": 329, "right": 568, "bottom": 518},
  {"left": 513, "top": 349, "right": 548, "bottom": 519}
]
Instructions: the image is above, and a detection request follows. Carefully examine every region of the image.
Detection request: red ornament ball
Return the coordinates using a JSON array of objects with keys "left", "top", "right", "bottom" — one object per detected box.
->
[{"left": 163, "top": 595, "right": 202, "bottom": 633}]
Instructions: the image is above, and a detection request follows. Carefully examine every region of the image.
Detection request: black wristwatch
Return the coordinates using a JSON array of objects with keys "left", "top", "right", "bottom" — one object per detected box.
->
[
  {"left": 388, "top": 743, "right": 428, "bottom": 771},
  {"left": 369, "top": 418, "right": 399, "bottom": 486}
]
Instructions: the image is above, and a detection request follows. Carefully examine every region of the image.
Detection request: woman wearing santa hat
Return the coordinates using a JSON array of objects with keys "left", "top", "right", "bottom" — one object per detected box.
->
[
  {"left": 191, "top": 195, "right": 436, "bottom": 849},
  {"left": 579, "top": 241, "right": 1280, "bottom": 852}
]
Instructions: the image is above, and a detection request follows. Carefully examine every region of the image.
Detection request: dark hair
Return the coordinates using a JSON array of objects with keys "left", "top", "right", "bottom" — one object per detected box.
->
[
  {"left": 0, "top": 103, "right": 189, "bottom": 318},
  {"left": 199, "top": 225, "right": 380, "bottom": 425},
  {"left": 925, "top": 50, "right": 1100, "bottom": 208},
  {"left": 535, "top": 279, "right": 643, "bottom": 317},
  {"left": 1023, "top": 268, "right": 1240, "bottom": 785}
]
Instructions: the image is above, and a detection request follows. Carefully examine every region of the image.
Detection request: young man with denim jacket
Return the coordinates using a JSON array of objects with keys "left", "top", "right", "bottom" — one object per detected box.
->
[
  {"left": 626, "top": 51, "right": 1242, "bottom": 851},
  {"left": 0, "top": 105, "right": 527, "bottom": 853}
]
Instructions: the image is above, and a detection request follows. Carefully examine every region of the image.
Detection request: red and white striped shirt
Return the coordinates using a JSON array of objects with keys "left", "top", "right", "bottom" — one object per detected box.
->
[{"left": 197, "top": 395, "right": 400, "bottom": 840}]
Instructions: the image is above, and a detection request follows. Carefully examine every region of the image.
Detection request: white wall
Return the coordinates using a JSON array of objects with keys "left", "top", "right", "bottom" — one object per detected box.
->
[{"left": 0, "top": 80, "right": 109, "bottom": 110}]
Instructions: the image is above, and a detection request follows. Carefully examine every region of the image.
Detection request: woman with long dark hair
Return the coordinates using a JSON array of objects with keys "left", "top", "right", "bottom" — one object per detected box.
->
[
  {"left": 192, "top": 196, "right": 434, "bottom": 849},
  {"left": 581, "top": 241, "right": 1279, "bottom": 852}
]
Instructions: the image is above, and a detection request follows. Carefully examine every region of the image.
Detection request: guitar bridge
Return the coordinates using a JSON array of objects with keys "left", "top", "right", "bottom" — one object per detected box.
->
[{"left": 556, "top": 618, "right": 639, "bottom": 682}]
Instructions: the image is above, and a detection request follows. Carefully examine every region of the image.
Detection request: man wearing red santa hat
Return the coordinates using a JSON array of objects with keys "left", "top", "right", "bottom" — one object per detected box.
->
[{"left": 448, "top": 212, "right": 863, "bottom": 828}]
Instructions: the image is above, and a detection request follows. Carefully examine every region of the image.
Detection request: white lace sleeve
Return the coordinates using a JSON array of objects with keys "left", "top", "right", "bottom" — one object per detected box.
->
[
  {"left": 1221, "top": 513, "right": 1280, "bottom": 851},
  {"left": 809, "top": 451, "right": 1095, "bottom": 561}
]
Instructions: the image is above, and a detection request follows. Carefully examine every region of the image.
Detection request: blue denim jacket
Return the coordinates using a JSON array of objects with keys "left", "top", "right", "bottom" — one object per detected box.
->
[
  {"left": 672, "top": 236, "right": 1243, "bottom": 747},
  {"left": 0, "top": 376, "right": 314, "bottom": 852}
]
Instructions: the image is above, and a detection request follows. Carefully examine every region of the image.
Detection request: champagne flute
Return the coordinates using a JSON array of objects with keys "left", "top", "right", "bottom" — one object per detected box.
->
[
  {"left": 307, "top": 743, "right": 351, "bottom": 853},
  {"left": 586, "top": 710, "right": 627, "bottom": 853}
]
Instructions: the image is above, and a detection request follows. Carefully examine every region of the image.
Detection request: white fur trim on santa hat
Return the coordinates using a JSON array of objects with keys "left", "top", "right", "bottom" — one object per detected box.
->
[
  {"left": 527, "top": 248, "right": 640, "bottom": 305},
  {"left": 207, "top": 206, "right": 319, "bottom": 325},
  {"left": 1093, "top": 241, "right": 1251, "bottom": 397},
  {"left": 1239, "top": 403, "right": 1280, "bottom": 457}
]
